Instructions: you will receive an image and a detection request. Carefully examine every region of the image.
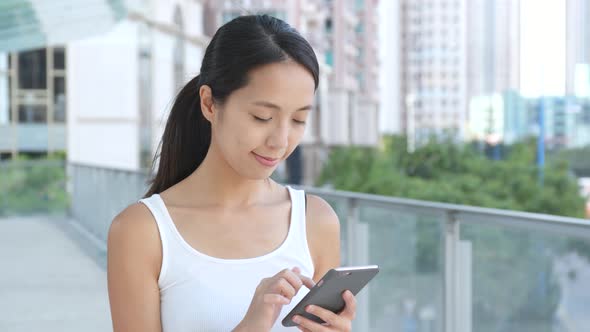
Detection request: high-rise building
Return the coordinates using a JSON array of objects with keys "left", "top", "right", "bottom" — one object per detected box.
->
[
  {"left": 377, "top": 0, "right": 402, "bottom": 134},
  {"left": 351, "top": 0, "right": 380, "bottom": 146},
  {"left": 566, "top": 0, "right": 590, "bottom": 97},
  {"left": 467, "top": 0, "right": 520, "bottom": 97},
  {"left": 467, "top": 0, "right": 521, "bottom": 144},
  {"left": 398, "top": 0, "right": 523, "bottom": 147},
  {"left": 400, "top": 0, "right": 468, "bottom": 145}
]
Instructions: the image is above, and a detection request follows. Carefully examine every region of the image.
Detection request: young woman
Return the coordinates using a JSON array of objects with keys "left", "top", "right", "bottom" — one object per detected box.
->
[{"left": 107, "top": 15, "right": 356, "bottom": 332}]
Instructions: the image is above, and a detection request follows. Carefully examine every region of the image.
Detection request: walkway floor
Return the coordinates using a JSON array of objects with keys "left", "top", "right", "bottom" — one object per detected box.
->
[{"left": 0, "top": 216, "right": 111, "bottom": 332}]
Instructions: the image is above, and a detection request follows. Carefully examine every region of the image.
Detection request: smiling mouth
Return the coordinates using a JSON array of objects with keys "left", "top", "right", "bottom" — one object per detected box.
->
[
  {"left": 255, "top": 154, "right": 279, "bottom": 161},
  {"left": 252, "top": 152, "right": 281, "bottom": 167}
]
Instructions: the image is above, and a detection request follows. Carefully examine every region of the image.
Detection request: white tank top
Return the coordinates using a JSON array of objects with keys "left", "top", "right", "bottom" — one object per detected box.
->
[{"left": 138, "top": 186, "right": 315, "bottom": 332}]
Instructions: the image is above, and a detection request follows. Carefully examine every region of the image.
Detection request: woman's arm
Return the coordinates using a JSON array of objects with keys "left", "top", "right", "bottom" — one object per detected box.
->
[
  {"left": 107, "top": 203, "right": 163, "bottom": 332},
  {"left": 305, "top": 194, "right": 341, "bottom": 282},
  {"left": 297, "top": 194, "right": 357, "bottom": 332}
]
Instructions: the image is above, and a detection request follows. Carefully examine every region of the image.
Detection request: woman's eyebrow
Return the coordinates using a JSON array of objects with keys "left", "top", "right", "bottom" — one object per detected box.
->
[{"left": 252, "top": 101, "right": 312, "bottom": 111}]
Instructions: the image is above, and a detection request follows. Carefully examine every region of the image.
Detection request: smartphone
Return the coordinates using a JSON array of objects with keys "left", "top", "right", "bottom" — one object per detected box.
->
[{"left": 282, "top": 265, "right": 379, "bottom": 327}]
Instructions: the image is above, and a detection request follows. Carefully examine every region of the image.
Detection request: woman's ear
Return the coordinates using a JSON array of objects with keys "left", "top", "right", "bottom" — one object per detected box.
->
[{"left": 199, "top": 85, "right": 215, "bottom": 122}]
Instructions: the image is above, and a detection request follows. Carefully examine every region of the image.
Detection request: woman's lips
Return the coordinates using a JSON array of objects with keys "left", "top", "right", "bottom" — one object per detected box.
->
[{"left": 252, "top": 152, "right": 280, "bottom": 167}]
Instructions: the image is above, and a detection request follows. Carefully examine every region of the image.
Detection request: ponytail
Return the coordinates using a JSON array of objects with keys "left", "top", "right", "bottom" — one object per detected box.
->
[{"left": 144, "top": 75, "right": 211, "bottom": 197}]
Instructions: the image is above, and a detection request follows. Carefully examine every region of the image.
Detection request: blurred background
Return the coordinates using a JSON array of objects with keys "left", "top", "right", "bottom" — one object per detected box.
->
[{"left": 1, "top": 0, "right": 590, "bottom": 331}]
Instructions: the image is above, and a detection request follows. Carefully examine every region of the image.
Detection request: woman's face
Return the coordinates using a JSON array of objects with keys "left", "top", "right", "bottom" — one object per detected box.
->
[{"left": 206, "top": 60, "right": 316, "bottom": 179}]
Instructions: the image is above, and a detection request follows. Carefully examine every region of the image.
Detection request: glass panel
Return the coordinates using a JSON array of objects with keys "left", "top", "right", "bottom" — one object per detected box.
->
[
  {"left": 358, "top": 206, "right": 444, "bottom": 332},
  {"left": 53, "top": 48, "right": 65, "bottom": 70},
  {"left": 0, "top": 72, "right": 8, "bottom": 125},
  {"left": 0, "top": 52, "right": 7, "bottom": 73},
  {"left": 70, "top": 164, "right": 149, "bottom": 243},
  {"left": 53, "top": 77, "right": 66, "bottom": 122},
  {"left": 461, "top": 222, "right": 590, "bottom": 332},
  {"left": 16, "top": 123, "right": 48, "bottom": 151},
  {"left": 18, "top": 105, "right": 47, "bottom": 123},
  {"left": 18, "top": 49, "right": 47, "bottom": 89}
]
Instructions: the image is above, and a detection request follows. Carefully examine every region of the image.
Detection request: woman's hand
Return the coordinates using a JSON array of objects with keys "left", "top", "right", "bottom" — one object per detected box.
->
[
  {"left": 235, "top": 267, "right": 315, "bottom": 332},
  {"left": 293, "top": 290, "right": 357, "bottom": 332}
]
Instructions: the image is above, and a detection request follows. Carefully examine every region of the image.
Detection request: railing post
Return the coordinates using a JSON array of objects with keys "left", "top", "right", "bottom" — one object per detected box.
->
[
  {"left": 347, "top": 197, "right": 370, "bottom": 331},
  {"left": 445, "top": 212, "right": 473, "bottom": 332},
  {"left": 346, "top": 197, "right": 358, "bottom": 266},
  {"left": 444, "top": 212, "right": 459, "bottom": 332}
]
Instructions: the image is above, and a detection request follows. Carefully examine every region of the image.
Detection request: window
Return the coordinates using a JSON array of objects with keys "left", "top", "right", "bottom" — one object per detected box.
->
[
  {"left": 18, "top": 105, "right": 47, "bottom": 123},
  {"left": 326, "top": 50, "right": 334, "bottom": 66},
  {"left": 18, "top": 49, "right": 47, "bottom": 89},
  {"left": 53, "top": 77, "right": 66, "bottom": 122},
  {"left": 54, "top": 48, "right": 65, "bottom": 70}
]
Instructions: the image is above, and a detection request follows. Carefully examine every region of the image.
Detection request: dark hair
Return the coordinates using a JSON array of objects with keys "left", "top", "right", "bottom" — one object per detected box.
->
[{"left": 144, "top": 15, "right": 319, "bottom": 197}]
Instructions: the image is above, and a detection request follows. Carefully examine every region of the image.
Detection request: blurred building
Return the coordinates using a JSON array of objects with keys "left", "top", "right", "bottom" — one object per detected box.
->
[
  {"left": 566, "top": 0, "right": 590, "bottom": 97},
  {"left": 0, "top": 48, "right": 67, "bottom": 159},
  {"left": 1, "top": 0, "right": 380, "bottom": 185},
  {"left": 0, "top": 0, "right": 207, "bottom": 169},
  {"left": 377, "top": 0, "right": 402, "bottom": 134},
  {"left": 397, "top": 0, "right": 590, "bottom": 150},
  {"left": 467, "top": 0, "right": 522, "bottom": 145},
  {"left": 566, "top": 0, "right": 590, "bottom": 148},
  {"left": 399, "top": 0, "right": 469, "bottom": 146},
  {"left": 204, "top": 0, "right": 379, "bottom": 184},
  {"left": 467, "top": 0, "right": 520, "bottom": 99},
  {"left": 0, "top": 0, "right": 128, "bottom": 160},
  {"left": 398, "top": 0, "right": 524, "bottom": 147},
  {"left": 66, "top": 0, "right": 208, "bottom": 171}
]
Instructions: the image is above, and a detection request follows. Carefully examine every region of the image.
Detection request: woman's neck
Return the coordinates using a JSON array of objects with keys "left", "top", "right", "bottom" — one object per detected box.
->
[{"left": 180, "top": 145, "right": 278, "bottom": 208}]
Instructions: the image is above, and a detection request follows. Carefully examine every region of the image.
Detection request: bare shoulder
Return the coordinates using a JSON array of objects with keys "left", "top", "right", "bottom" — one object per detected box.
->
[
  {"left": 108, "top": 202, "right": 163, "bottom": 331},
  {"left": 305, "top": 194, "right": 340, "bottom": 228},
  {"left": 108, "top": 202, "right": 162, "bottom": 278},
  {"left": 304, "top": 194, "right": 341, "bottom": 281}
]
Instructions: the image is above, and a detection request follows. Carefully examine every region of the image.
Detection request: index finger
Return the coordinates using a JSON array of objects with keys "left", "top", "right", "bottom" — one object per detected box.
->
[
  {"left": 291, "top": 267, "right": 316, "bottom": 289},
  {"left": 277, "top": 269, "right": 304, "bottom": 292}
]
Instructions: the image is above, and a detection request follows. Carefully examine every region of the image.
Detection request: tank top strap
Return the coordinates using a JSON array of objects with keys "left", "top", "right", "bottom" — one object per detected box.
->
[
  {"left": 137, "top": 194, "right": 173, "bottom": 284},
  {"left": 285, "top": 186, "right": 315, "bottom": 273}
]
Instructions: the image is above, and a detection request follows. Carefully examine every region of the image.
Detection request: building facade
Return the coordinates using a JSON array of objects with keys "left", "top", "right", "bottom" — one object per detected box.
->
[
  {"left": 400, "top": 0, "right": 469, "bottom": 146},
  {"left": 65, "top": 0, "right": 208, "bottom": 171},
  {"left": 0, "top": 47, "right": 67, "bottom": 159}
]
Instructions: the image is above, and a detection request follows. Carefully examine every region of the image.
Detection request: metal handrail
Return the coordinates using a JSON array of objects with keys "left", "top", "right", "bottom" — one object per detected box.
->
[{"left": 300, "top": 185, "right": 590, "bottom": 238}]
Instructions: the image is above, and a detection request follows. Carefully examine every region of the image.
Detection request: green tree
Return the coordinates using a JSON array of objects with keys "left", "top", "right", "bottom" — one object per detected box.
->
[{"left": 317, "top": 135, "right": 586, "bottom": 331}]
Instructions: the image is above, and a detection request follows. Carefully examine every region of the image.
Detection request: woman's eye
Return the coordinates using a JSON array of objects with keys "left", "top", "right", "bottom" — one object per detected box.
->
[
  {"left": 293, "top": 119, "right": 307, "bottom": 125},
  {"left": 253, "top": 116, "right": 271, "bottom": 122}
]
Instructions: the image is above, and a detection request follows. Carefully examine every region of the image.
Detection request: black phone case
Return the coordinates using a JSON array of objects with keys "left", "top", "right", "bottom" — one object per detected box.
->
[{"left": 281, "top": 266, "right": 379, "bottom": 327}]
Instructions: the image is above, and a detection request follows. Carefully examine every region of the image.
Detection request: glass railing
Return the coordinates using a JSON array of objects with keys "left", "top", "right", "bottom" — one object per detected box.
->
[
  {"left": 0, "top": 124, "right": 66, "bottom": 151},
  {"left": 66, "top": 163, "right": 590, "bottom": 332}
]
